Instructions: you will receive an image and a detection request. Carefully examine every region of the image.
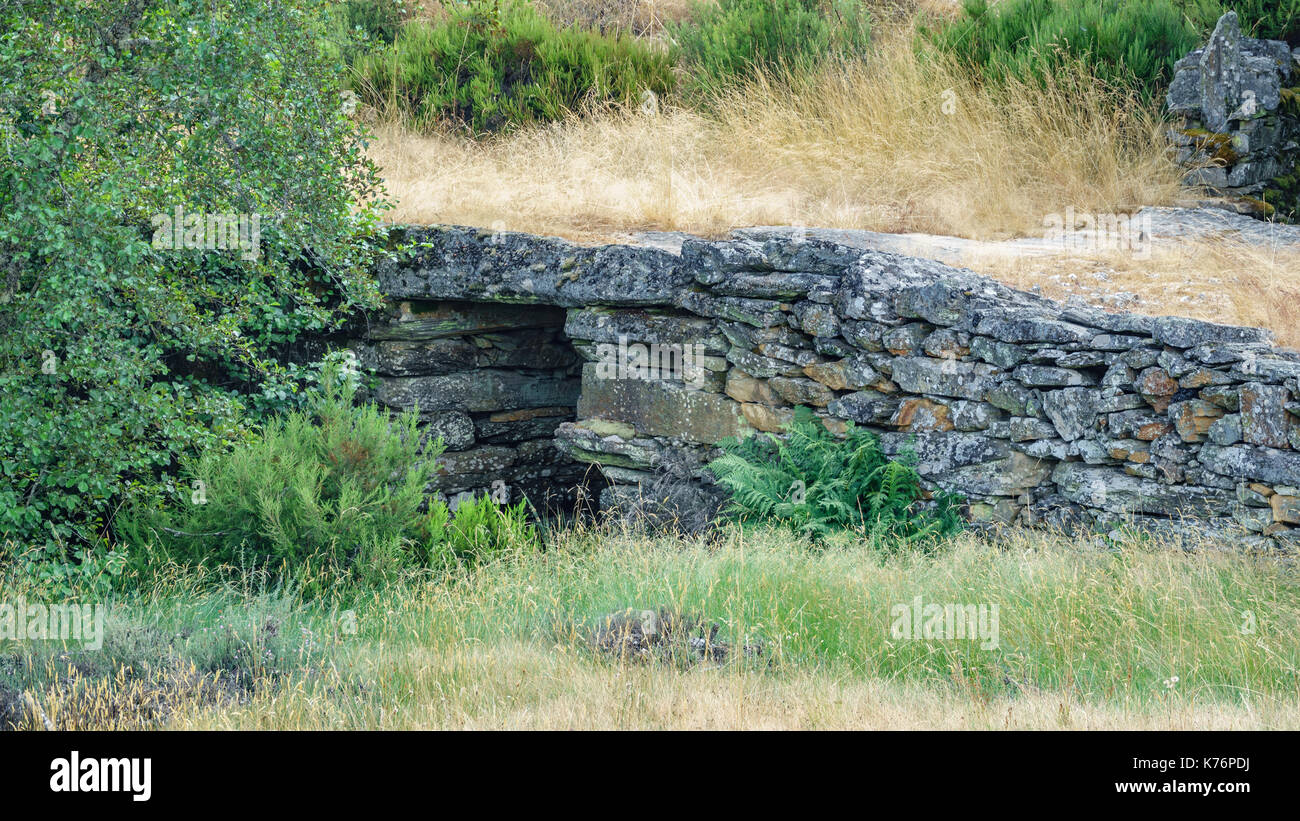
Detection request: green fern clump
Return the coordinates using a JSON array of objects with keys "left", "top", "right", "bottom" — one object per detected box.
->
[
  {"left": 419, "top": 494, "right": 539, "bottom": 566},
  {"left": 707, "top": 407, "right": 963, "bottom": 546}
]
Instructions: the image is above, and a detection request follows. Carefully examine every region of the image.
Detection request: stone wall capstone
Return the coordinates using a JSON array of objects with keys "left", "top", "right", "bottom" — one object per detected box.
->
[{"left": 358, "top": 223, "right": 1300, "bottom": 548}]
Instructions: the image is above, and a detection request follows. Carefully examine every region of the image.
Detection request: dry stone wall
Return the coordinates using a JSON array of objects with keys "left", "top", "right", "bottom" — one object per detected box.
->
[{"left": 361, "top": 224, "right": 1300, "bottom": 548}]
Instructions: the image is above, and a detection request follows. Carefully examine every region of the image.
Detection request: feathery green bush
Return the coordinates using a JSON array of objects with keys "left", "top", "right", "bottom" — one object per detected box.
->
[
  {"left": 919, "top": 0, "right": 1204, "bottom": 102},
  {"left": 707, "top": 407, "right": 963, "bottom": 546},
  {"left": 352, "top": 0, "right": 675, "bottom": 133},
  {"left": 1182, "top": 1, "right": 1300, "bottom": 44},
  {"left": 122, "top": 363, "right": 446, "bottom": 590},
  {"left": 671, "top": 0, "right": 872, "bottom": 96},
  {"left": 123, "top": 356, "right": 542, "bottom": 591}
]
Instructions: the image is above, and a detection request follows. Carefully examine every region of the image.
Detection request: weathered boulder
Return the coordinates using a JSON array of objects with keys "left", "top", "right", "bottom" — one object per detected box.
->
[
  {"left": 1199, "top": 443, "right": 1300, "bottom": 486},
  {"left": 1042, "top": 388, "right": 1101, "bottom": 441},
  {"left": 1166, "top": 12, "right": 1300, "bottom": 214}
]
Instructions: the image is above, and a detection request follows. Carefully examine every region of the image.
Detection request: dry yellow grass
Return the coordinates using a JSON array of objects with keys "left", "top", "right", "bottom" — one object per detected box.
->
[
  {"left": 970, "top": 241, "right": 1300, "bottom": 348},
  {"left": 367, "top": 33, "right": 1184, "bottom": 242},
  {"left": 172, "top": 642, "right": 1300, "bottom": 730}
]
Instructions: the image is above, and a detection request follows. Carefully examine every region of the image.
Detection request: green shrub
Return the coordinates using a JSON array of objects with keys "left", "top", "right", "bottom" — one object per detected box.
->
[
  {"left": 124, "top": 356, "right": 543, "bottom": 590},
  {"left": 124, "top": 362, "right": 446, "bottom": 590},
  {"left": 919, "top": 0, "right": 1204, "bottom": 102},
  {"left": 352, "top": 0, "right": 675, "bottom": 132},
  {"left": 671, "top": 0, "right": 872, "bottom": 95},
  {"left": 1233, "top": 0, "right": 1300, "bottom": 43},
  {"left": 707, "top": 407, "right": 964, "bottom": 546}
]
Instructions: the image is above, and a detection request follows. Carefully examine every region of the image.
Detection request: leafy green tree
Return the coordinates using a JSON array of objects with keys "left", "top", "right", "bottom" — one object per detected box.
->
[{"left": 0, "top": 0, "right": 386, "bottom": 553}]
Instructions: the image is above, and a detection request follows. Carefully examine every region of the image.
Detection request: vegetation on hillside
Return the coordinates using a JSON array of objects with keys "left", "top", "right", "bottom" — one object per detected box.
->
[
  {"left": 671, "top": 0, "right": 872, "bottom": 97},
  {"left": 5, "top": 526, "right": 1298, "bottom": 729},
  {"left": 917, "top": 0, "right": 1204, "bottom": 103},
  {"left": 351, "top": 0, "right": 675, "bottom": 132}
]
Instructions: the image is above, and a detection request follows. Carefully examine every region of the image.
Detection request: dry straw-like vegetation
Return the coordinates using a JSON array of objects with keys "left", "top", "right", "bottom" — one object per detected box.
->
[{"left": 367, "top": 31, "right": 1185, "bottom": 241}]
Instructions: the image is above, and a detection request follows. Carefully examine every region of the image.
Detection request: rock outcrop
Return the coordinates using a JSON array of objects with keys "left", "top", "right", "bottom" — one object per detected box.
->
[{"left": 1167, "top": 12, "right": 1300, "bottom": 219}]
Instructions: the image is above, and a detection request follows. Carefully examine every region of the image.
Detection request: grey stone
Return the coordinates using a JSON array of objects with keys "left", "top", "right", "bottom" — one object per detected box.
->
[
  {"left": 1239, "top": 382, "right": 1290, "bottom": 448},
  {"left": 1051, "top": 463, "right": 1234, "bottom": 516},
  {"left": 707, "top": 271, "right": 840, "bottom": 300},
  {"left": 1009, "top": 417, "right": 1060, "bottom": 442},
  {"left": 677, "top": 292, "right": 787, "bottom": 328},
  {"left": 882, "top": 323, "right": 932, "bottom": 355},
  {"left": 922, "top": 328, "right": 970, "bottom": 359},
  {"left": 892, "top": 357, "right": 999, "bottom": 400},
  {"left": 726, "top": 347, "right": 804, "bottom": 379},
  {"left": 420, "top": 410, "right": 477, "bottom": 451},
  {"left": 576, "top": 363, "right": 749, "bottom": 444},
  {"left": 1101, "top": 361, "right": 1136, "bottom": 389},
  {"left": 1107, "top": 410, "right": 1173, "bottom": 441},
  {"left": 768, "top": 376, "right": 835, "bottom": 407},
  {"left": 565, "top": 307, "right": 725, "bottom": 351},
  {"left": 377, "top": 370, "right": 580, "bottom": 413},
  {"left": 1042, "top": 387, "right": 1101, "bottom": 441},
  {"left": 827, "top": 390, "right": 902, "bottom": 425},
  {"left": 1091, "top": 334, "right": 1145, "bottom": 351},
  {"left": 1152, "top": 315, "right": 1272, "bottom": 349},
  {"left": 1208, "top": 413, "right": 1243, "bottom": 445},
  {"left": 380, "top": 225, "right": 691, "bottom": 307},
  {"left": 1097, "top": 392, "right": 1146, "bottom": 412},
  {"left": 794, "top": 302, "right": 841, "bottom": 337},
  {"left": 879, "top": 433, "right": 1053, "bottom": 496},
  {"left": 1013, "top": 365, "right": 1095, "bottom": 387},
  {"left": 1199, "top": 443, "right": 1300, "bottom": 485},
  {"left": 970, "top": 336, "right": 1032, "bottom": 368},
  {"left": 948, "top": 400, "right": 1000, "bottom": 431},
  {"left": 973, "top": 312, "right": 1094, "bottom": 345},
  {"left": 987, "top": 383, "right": 1040, "bottom": 417}
]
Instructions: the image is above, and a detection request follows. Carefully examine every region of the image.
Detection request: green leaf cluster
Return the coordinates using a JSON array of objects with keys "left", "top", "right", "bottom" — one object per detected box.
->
[{"left": 0, "top": 1, "right": 387, "bottom": 553}]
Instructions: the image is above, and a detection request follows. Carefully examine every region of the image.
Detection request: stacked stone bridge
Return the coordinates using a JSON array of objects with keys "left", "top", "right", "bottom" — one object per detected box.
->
[{"left": 350, "top": 224, "right": 1300, "bottom": 548}]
